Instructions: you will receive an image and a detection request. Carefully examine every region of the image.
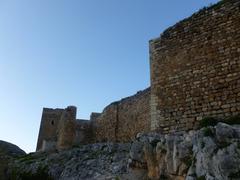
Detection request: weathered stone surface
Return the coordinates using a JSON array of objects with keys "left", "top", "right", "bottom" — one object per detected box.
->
[
  {"left": 7, "top": 143, "right": 133, "bottom": 180},
  {"left": 36, "top": 108, "right": 64, "bottom": 151},
  {"left": 150, "top": 0, "right": 240, "bottom": 133},
  {"left": 42, "top": 140, "right": 57, "bottom": 152},
  {"left": 96, "top": 88, "right": 150, "bottom": 142},
  {"left": 129, "top": 122, "right": 240, "bottom": 180},
  {"left": 4, "top": 123, "right": 240, "bottom": 180},
  {"left": 74, "top": 119, "right": 94, "bottom": 145},
  {"left": 57, "top": 106, "right": 77, "bottom": 150},
  {"left": 36, "top": 106, "right": 94, "bottom": 152},
  {"left": 215, "top": 122, "right": 240, "bottom": 142}
]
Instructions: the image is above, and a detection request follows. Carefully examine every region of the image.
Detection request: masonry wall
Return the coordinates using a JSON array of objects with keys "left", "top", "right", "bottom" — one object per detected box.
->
[
  {"left": 57, "top": 106, "right": 77, "bottom": 150},
  {"left": 75, "top": 119, "right": 94, "bottom": 145},
  {"left": 95, "top": 102, "right": 118, "bottom": 142},
  {"left": 36, "top": 108, "right": 64, "bottom": 151},
  {"left": 96, "top": 88, "right": 150, "bottom": 142},
  {"left": 150, "top": 0, "right": 240, "bottom": 133}
]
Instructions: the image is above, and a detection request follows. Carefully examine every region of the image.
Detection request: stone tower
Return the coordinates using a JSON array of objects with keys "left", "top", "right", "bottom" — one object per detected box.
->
[
  {"left": 36, "top": 108, "right": 64, "bottom": 151},
  {"left": 36, "top": 106, "right": 77, "bottom": 151},
  {"left": 57, "top": 106, "right": 77, "bottom": 150}
]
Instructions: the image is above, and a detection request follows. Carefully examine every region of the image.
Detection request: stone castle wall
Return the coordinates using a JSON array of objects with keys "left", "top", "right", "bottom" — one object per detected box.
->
[
  {"left": 95, "top": 88, "right": 150, "bottom": 142},
  {"left": 36, "top": 86, "right": 149, "bottom": 150},
  {"left": 36, "top": 108, "right": 64, "bottom": 151},
  {"left": 36, "top": 0, "right": 240, "bottom": 150},
  {"left": 57, "top": 106, "right": 77, "bottom": 150},
  {"left": 74, "top": 119, "right": 94, "bottom": 145},
  {"left": 36, "top": 106, "right": 93, "bottom": 151},
  {"left": 150, "top": 0, "right": 240, "bottom": 133}
]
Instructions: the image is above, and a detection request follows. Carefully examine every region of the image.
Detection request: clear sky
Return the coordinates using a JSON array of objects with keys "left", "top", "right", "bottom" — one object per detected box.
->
[{"left": 0, "top": 0, "right": 219, "bottom": 152}]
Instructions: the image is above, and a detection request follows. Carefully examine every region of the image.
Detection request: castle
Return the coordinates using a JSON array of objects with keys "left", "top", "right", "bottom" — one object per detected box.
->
[{"left": 36, "top": 0, "right": 240, "bottom": 152}]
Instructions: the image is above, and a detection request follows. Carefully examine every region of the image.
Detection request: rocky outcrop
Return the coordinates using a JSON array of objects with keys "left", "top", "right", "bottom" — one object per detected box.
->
[
  {"left": 0, "top": 140, "right": 26, "bottom": 179},
  {"left": 129, "top": 122, "right": 240, "bottom": 180},
  {"left": 7, "top": 143, "right": 134, "bottom": 180},
  {"left": 4, "top": 122, "right": 240, "bottom": 180}
]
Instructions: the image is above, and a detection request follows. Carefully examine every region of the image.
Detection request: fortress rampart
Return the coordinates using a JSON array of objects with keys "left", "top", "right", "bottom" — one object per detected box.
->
[
  {"left": 36, "top": 0, "right": 240, "bottom": 151},
  {"left": 150, "top": 0, "right": 240, "bottom": 133},
  {"left": 95, "top": 88, "right": 150, "bottom": 142},
  {"left": 36, "top": 106, "right": 95, "bottom": 151},
  {"left": 36, "top": 88, "right": 150, "bottom": 151}
]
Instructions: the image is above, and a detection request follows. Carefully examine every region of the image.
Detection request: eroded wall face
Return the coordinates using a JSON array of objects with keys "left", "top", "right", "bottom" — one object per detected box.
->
[
  {"left": 57, "top": 106, "right": 77, "bottom": 150},
  {"left": 150, "top": 0, "right": 240, "bottom": 133},
  {"left": 74, "top": 119, "right": 94, "bottom": 145},
  {"left": 118, "top": 88, "right": 150, "bottom": 141},
  {"left": 96, "top": 88, "right": 150, "bottom": 142},
  {"left": 36, "top": 108, "right": 63, "bottom": 151},
  {"left": 96, "top": 103, "right": 118, "bottom": 142}
]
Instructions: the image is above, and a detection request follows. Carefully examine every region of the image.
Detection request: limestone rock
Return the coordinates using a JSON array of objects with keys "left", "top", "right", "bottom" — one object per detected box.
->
[
  {"left": 7, "top": 143, "right": 134, "bottom": 180},
  {"left": 215, "top": 122, "right": 240, "bottom": 142},
  {"left": 5, "top": 123, "right": 240, "bottom": 180},
  {"left": 130, "top": 122, "right": 240, "bottom": 180}
]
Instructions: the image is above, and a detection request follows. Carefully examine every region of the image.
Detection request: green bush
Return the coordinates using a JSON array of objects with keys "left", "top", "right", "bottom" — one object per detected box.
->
[
  {"left": 218, "top": 141, "right": 231, "bottom": 149},
  {"left": 199, "top": 117, "right": 218, "bottom": 128},
  {"left": 203, "top": 127, "right": 214, "bottom": 137},
  {"left": 159, "top": 174, "right": 168, "bottom": 179},
  {"left": 199, "top": 115, "right": 240, "bottom": 128},
  {"left": 181, "top": 155, "right": 194, "bottom": 167},
  {"left": 224, "top": 115, "right": 240, "bottom": 125},
  {"left": 197, "top": 176, "right": 206, "bottom": 180},
  {"left": 229, "top": 170, "right": 240, "bottom": 178},
  {"left": 10, "top": 165, "right": 53, "bottom": 180},
  {"left": 201, "top": 141, "right": 205, "bottom": 149},
  {"left": 115, "top": 176, "right": 120, "bottom": 180}
]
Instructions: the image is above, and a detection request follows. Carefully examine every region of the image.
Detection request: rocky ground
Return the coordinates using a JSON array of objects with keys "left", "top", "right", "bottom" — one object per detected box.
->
[
  {"left": 6, "top": 143, "right": 146, "bottom": 180},
  {"left": 1, "top": 122, "right": 240, "bottom": 180}
]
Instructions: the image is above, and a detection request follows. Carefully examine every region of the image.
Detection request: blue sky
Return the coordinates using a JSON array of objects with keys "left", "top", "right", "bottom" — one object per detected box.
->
[{"left": 0, "top": 0, "right": 219, "bottom": 152}]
